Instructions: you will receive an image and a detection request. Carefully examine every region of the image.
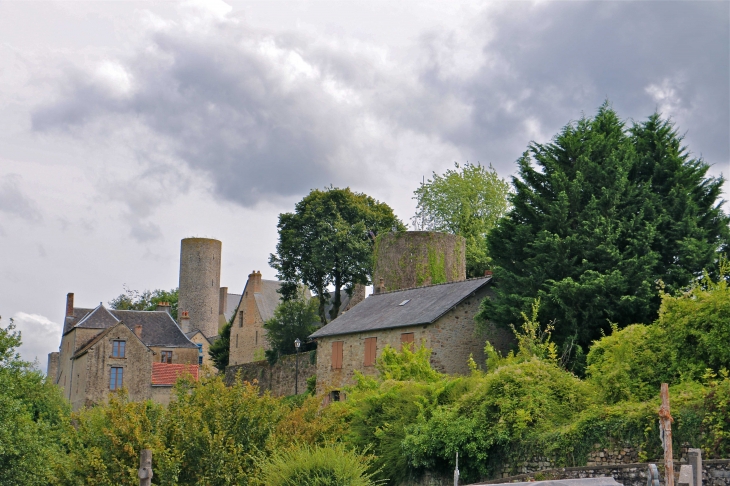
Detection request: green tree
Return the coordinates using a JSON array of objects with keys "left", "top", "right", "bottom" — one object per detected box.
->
[
  {"left": 478, "top": 103, "right": 729, "bottom": 353},
  {"left": 208, "top": 318, "right": 231, "bottom": 373},
  {"left": 263, "top": 291, "right": 319, "bottom": 364},
  {"left": 413, "top": 162, "right": 510, "bottom": 277},
  {"left": 0, "top": 316, "right": 72, "bottom": 485},
  {"left": 109, "top": 286, "right": 179, "bottom": 320},
  {"left": 270, "top": 187, "right": 405, "bottom": 324}
]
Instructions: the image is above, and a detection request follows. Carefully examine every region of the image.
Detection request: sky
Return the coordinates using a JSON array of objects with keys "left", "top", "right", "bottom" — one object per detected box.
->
[{"left": 0, "top": 0, "right": 728, "bottom": 372}]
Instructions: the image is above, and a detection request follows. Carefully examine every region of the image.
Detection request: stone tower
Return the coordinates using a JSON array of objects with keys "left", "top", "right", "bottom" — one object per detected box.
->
[
  {"left": 373, "top": 231, "right": 466, "bottom": 292},
  {"left": 178, "top": 237, "right": 222, "bottom": 338}
]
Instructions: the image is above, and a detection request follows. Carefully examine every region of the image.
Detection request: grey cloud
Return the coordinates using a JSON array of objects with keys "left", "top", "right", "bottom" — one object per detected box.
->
[
  {"left": 0, "top": 174, "right": 42, "bottom": 221},
  {"left": 30, "top": 1, "right": 728, "bottom": 213},
  {"left": 404, "top": 1, "right": 729, "bottom": 172}
]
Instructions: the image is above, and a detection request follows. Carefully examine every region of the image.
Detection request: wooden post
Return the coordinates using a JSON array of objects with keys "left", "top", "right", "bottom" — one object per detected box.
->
[
  {"left": 138, "top": 449, "right": 153, "bottom": 486},
  {"left": 659, "top": 383, "right": 674, "bottom": 486},
  {"left": 454, "top": 451, "right": 460, "bottom": 486}
]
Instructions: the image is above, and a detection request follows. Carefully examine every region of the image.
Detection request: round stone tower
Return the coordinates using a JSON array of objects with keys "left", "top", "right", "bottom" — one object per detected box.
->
[
  {"left": 178, "top": 237, "right": 222, "bottom": 338},
  {"left": 373, "top": 231, "right": 466, "bottom": 292}
]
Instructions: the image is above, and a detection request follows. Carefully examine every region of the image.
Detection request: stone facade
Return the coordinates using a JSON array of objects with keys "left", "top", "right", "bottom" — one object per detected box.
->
[
  {"left": 178, "top": 237, "right": 222, "bottom": 339},
  {"left": 225, "top": 352, "right": 317, "bottom": 397},
  {"left": 186, "top": 330, "right": 215, "bottom": 370},
  {"left": 374, "top": 231, "right": 466, "bottom": 292},
  {"left": 229, "top": 271, "right": 272, "bottom": 365},
  {"left": 314, "top": 285, "right": 512, "bottom": 394}
]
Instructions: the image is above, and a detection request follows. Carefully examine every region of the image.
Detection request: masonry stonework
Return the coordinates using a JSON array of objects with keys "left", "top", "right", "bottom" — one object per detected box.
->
[
  {"left": 229, "top": 271, "right": 269, "bottom": 365},
  {"left": 225, "top": 352, "right": 316, "bottom": 397},
  {"left": 374, "top": 231, "right": 467, "bottom": 292},
  {"left": 178, "top": 237, "right": 222, "bottom": 338},
  {"left": 314, "top": 285, "right": 512, "bottom": 394}
]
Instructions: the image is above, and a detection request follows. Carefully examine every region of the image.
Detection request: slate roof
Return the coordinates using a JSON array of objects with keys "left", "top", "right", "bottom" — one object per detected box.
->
[
  {"left": 255, "top": 280, "right": 285, "bottom": 322},
  {"left": 185, "top": 329, "right": 212, "bottom": 344},
  {"left": 67, "top": 304, "right": 196, "bottom": 348},
  {"left": 223, "top": 293, "right": 240, "bottom": 322},
  {"left": 151, "top": 362, "right": 199, "bottom": 386},
  {"left": 309, "top": 277, "right": 492, "bottom": 339}
]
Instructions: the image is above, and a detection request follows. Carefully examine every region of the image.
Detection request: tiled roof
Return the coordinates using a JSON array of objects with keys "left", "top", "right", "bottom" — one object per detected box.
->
[
  {"left": 309, "top": 277, "right": 492, "bottom": 339},
  {"left": 224, "top": 293, "right": 240, "bottom": 322},
  {"left": 151, "top": 362, "right": 199, "bottom": 386},
  {"left": 67, "top": 304, "right": 196, "bottom": 348}
]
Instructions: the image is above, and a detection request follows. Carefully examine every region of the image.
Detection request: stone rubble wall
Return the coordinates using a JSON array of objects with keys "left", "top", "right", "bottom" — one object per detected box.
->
[{"left": 224, "top": 352, "right": 316, "bottom": 397}]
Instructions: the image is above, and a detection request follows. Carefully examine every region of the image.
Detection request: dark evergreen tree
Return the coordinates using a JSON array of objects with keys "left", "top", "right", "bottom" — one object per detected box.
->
[{"left": 478, "top": 104, "right": 729, "bottom": 355}]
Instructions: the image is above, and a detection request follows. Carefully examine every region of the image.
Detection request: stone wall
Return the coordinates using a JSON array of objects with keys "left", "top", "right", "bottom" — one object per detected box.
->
[
  {"left": 314, "top": 284, "right": 513, "bottom": 394},
  {"left": 225, "top": 352, "right": 316, "bottom": 397},
  {"left": 374, "top": 231, "right": 466, "bottom": 292}
]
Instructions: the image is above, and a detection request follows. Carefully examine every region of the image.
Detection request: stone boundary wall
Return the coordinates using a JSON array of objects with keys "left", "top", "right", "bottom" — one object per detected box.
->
[
  {"left": 472, "top": 459, "right": 730, "bottom": 486},
  {"left": 224, "top": 352, "right": 316, "bottom": 397}
]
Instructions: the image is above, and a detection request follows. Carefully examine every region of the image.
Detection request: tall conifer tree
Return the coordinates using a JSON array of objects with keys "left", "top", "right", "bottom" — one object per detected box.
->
[{"left": 478, "top": 104, "right": 729, "bottom": 353}]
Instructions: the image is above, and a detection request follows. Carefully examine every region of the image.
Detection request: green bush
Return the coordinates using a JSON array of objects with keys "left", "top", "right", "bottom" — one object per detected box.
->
[{"left": 256, "top": 444, "right": 378, "bottom": 486}]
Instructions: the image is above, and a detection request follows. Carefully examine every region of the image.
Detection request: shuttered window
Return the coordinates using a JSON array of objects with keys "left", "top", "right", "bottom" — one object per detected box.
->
[
  {"left": 364, "top": 337, "right": 377, "bottom": 367},
  {"left": 400, "top": 332, "right": 415, "bottom": 350},
  {"left": 331, "top": 341, "right": 344, "bottom": 370}
]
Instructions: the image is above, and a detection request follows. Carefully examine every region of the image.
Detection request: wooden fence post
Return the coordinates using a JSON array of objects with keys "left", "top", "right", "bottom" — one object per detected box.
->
[
  {"left": 659, "top": 383, "right": 674, "bottom": 486},
  {"left": 138, "top": 449, "right": 153, "bottom": 486}
]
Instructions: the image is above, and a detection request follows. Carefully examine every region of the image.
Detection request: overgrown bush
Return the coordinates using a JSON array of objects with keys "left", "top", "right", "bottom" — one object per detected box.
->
[{"left": 256, "top": 444, "right": 379, "bottom": 486}]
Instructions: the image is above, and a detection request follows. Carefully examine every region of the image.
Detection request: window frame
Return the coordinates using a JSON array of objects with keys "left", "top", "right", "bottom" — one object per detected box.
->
[
  {"left": 112, "top": 340, "right": 126, "bottom": 358},
  {"left": 110, "top": 367, "right": 124, "bottom": 390},
  {"left": 160, "top": 350, "right": 173, "bottom": 364}
]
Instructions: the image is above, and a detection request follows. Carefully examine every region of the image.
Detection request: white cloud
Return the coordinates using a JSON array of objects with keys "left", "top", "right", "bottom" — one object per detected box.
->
[{"left": 12, "top": 312, "right": 63, "bottom": 373}]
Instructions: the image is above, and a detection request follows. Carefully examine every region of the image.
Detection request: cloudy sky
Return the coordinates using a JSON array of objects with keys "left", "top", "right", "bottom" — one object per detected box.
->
[{"left": 1, "top": 0, "right": 728, "bottom": 371}]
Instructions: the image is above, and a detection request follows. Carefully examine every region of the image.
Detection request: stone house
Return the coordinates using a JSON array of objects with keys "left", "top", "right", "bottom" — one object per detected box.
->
[
  {"left": 49, "top": 294, "right": 200, "bottom": 410},
  {"left": 228, "top": 271, "right": 363, "bottom": 366},
  {"left": 309, "top": 277, "right": 513, "bottom": 395}
]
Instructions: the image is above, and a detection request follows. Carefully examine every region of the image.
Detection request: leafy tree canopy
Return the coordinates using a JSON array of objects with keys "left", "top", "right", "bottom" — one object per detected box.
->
[
  {"left": 413, "top": 162, "right": 510, "bottom": 277},
  {"left": 263, "top": 290, "right": 319, "bottom": 365},
  {"left": 108, "top": 286, "right": 179, "bottom": 320},
  {"left": 208, "top": 318, "right": 231, "bottom": 373},
  {"left": 478, "top": 103, "right": 730, "bottom": 354},
  {"left": 270, "top": 186, "right": 405, "bottom": 324}
]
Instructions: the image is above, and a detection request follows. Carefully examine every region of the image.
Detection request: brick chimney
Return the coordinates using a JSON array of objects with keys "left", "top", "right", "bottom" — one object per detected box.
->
[
  {"left": 156, "top": 302, "right": 171, "bottom": 314},
  {"left": 374, "top": 278, "right": 385, "bottom": 295},
  {"left": 248, "top": 271, "right": 262, "bottom": 294},
  {"left": 134, "top": 324, "right": 143, "bottom": 339},
  {"left": 219, "top": 287, "right": 228, "bottom": 316},
  {"left": 179, "top": 311, "right": 191, "bottom": 333},
  {"left": 66, "top": 293, "right": 74, "bottom": 317}
]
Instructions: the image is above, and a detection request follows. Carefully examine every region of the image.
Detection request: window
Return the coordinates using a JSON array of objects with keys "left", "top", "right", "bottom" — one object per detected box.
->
[
  {"left": 236, "top": 334, "right": 239, "bottom": 348},
  {"left": 329, "top": 390, "right": 341, "bottom": 402},
  {"left": 255, "top": 330, "right": 258, "bottom": 345},
  {"left": 112, "top": 340, "right": 126, "bottom": 358},
  {"left": 331, "top": 341, "right": 344, "bottom": 370},
  {"left": 110, "top": 367, "right": 123, "bottom": 390},
  {"left": 400, "top": 332, "right": 414, "bottom": 351},
  {"left": 161, "top": 351, "right": 173, "bottom": 363},
  {"left": 239, "top": 311, "right": 243, "bottom": 327},
  {"left": 364, "top": 337, "right": 377, "bottom": 367},
  {"left": 196, "top": 343, "right": 203, "bottom": 365}
]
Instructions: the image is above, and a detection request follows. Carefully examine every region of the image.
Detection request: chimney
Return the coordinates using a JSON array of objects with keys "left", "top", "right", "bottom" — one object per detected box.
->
[
  {"left": 219, "top": 287, "right": 228, "bottom": 316},
  {"left": 374, "top": 278, "right": 385, "bottom": 294},
  {"left": 179, "top": 311, "right": 190, "bottom": 333},
  {"left": 484, "top": 270, "right": 493, "bottom": 277},
  {"left": 248, "top": 271, "right": 263, "bottom": 293},
  {"left": 156, "top": 302, "right": 171, "bottom": 314},
  {"left": 66, "top": 293, "right": 74, "bottom": 317},
  {"left": 134, "top": 324, "right": 143, "bottom": 339}
]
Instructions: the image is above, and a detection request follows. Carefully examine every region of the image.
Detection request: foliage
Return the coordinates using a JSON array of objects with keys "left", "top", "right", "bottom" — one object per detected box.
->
[
  {"left": 270, "top": 186, "right": 405, "bottom": 324},
  {"left": 375, "top": 343, "right": 443, "bottom": 383},
  {"left": 586, "top": 266, "right": 730, "bottom": 402},
  {"left": 702, "top": 370, "right": 730, "bottom": 456},
  {"left": 256, "top": 443, "right": 379, "bottom": 486},
  {"left": 109, "top": 286, "right": 179, "bottom": 320},
  {"left": 413, "top": 162, "right": 510, "bottom": 277},
  {"left": 267, "top": 395, "right": 349, "bottom": 452},
  {"left": 263, "top": 291, "right": 319, "bottom": 365},
  {"left": 479, "top": 103, "right": 730, "bottom": 352},
  {"left": 209, "top": 318, "right": 232, "bottom": 372}
]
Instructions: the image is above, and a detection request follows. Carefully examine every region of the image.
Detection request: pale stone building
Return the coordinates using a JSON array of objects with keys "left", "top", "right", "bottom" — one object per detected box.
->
[
  {"left": 49, "top": 293, "right": 200, "bottom": 410},
  {"left": 309, "top": 277, "right": 513, "bottom": 395},
  {"left": 228, "top": 271, "right": 365, "bottom": 366}
]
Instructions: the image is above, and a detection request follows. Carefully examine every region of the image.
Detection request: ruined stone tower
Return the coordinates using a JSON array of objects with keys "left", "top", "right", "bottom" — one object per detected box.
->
[
  {"left": 178, "top": 237, "right": 221, "bottom": 338},
  {"left": 373, "top": 231, "right": 466, "bottom": 292}
]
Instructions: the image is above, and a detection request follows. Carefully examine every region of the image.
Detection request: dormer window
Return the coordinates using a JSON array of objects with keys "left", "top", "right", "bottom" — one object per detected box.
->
[{"left": 112, "top": 340, "right": 126, "bottom": 358}]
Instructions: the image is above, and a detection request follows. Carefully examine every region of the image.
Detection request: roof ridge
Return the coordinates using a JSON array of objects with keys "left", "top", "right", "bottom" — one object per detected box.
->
[{"left": 373, "top": 276, "right": 491, "bottom": 296}]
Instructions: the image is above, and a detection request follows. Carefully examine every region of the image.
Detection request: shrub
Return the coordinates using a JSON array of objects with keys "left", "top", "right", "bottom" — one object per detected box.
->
[{"left": 256, "top": 443, "right": 379, "bottom": 486}]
